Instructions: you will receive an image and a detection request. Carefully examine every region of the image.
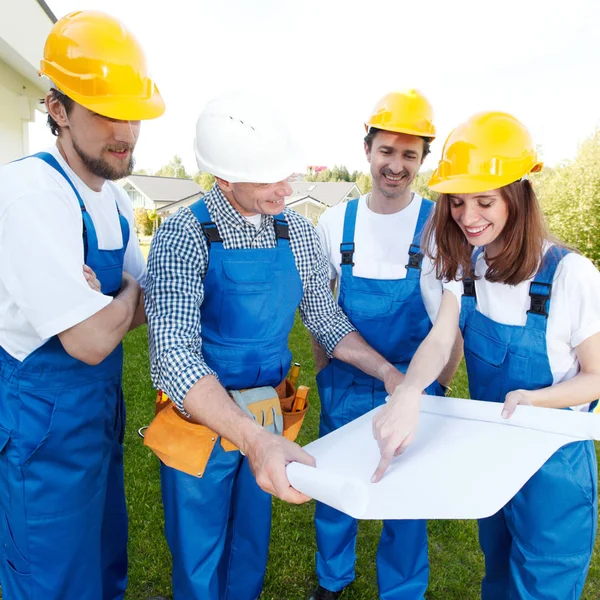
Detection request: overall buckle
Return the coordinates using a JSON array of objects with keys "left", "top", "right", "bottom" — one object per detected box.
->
[
  {"left": 463, "top": 279, "right": 476, "bottom": 297},
  {"left": 527, "top": 282, "right": 552, "bottom": 317},
  {"left": 340, "top": 243, "right": 355, "bottom": 266},
  {"left": 201, "top": 222, "right": 223, "bottom": 244},
  {"left": 273, "top": 220, "right": 290, "bottom": 240},
  {"left": 406, "top": 251, "right": 423, "bottom": 270}
]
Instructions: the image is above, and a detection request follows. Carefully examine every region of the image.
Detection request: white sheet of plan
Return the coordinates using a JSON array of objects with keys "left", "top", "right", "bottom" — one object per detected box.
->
[{"left": 286, "top": 396, "right": 600, "bottom": 520}]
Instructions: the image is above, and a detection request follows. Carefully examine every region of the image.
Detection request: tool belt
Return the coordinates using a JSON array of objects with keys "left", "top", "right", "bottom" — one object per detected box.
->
[{"left": 143, "top": 379, "right": 309, "bottom": 478}]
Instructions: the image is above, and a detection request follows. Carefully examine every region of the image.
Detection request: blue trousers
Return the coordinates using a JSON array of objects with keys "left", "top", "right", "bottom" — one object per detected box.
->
[
  {"left": 161, "top": 442, "right": 272, "bottom": 600},
  {"left": 0, "top": 357, "right": 127, "bottom": 600},
  {"left": 315, "top": 362, "right": 431, "bottom": 598},
  {"left": 479, "top": 441, "right": 597, "bottom": 600}
]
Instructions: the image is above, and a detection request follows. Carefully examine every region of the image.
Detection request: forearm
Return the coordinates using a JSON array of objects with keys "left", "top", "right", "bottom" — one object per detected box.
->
[
  {"left": 129, "top": 292, "right": 147, "bottom": 330},
  {"left": 436, "top": 329, "right": 463, "bottom": 388},
  {"left": 59, "top": 280, "right": 140, "bottom": 364},
  {"left": 332, "top": 331, "right": 399, "bottom": 385},
  {"left": 310, "top": 334, "right": 330, "bottom": 373},
  {"left": 527, "top": 372, "right": 600, "bottom": 410},
  {"left": 183, "top": 374, "right": 264, "bottom": 453},
  {"left": 402, "top": 331, "right": 456, "bottom": 393}
]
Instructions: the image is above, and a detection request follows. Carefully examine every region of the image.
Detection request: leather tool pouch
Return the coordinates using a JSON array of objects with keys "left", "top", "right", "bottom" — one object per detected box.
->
[
  {"left": 144, "top": 379, "right": 310, "bottom": 477},
  {"left": 276, "top": 379, "right": 309, "bottom": 442},
  {"left": 143, "top": 390, "right": 218, "bottom": 478}
]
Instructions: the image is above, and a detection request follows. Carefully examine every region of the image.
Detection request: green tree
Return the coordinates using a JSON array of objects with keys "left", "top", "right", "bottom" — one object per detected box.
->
[
  {"left": 134, "top": 208, "right": 153, "bottom": 236},
  {"left": 147, "top": 209, "right": 162, "bottom": 235},
  {"left": 194, "top": 171, "right": 215, "bottom": 191},
  {"left": 306, "top": 165, "right": 355, "bottom": 183},
  {"left": 155, "top": 155, "right": 191, "bottom": 179},
  {"left": 330, "top": 164, "right": 351, "bottom": 182},
  {"left": 315, "top": 168, "right": 333, "bottom": 182},
  {"left": 413, "top": 170, "right": 439, "bottom": 201},
  {"left": 355, "top": 172, "right": 372, "bottom": 194},
  {"left": 539, "top": 129, "right": 600, "bottom": 265}
]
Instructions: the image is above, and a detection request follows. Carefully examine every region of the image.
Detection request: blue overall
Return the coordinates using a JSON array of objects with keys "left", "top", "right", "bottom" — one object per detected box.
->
[
  {"left": 460, "top": 246, "right": 598, "bottom": 600},
  {"left": 160, "top": 201, "right": 303, "bottom": 600},
  {"left": 0, "top": 152, "right": 130, "bottom": 599},
  {"left": 315, "top": 198, "right": 442, "bottom": 598}
]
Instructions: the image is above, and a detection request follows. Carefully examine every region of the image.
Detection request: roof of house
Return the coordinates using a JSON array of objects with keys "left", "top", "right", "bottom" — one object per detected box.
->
[
  {"left": 156, "top": 191, "right": 205, "bottom": 214},
  {"left": 124, "top": 174, "right": 205, "bottom": 203},
  {"left": 285, "top": 181, "right": 360, "bottom": 208},
  {"left": 35, "top": 0, "right": 56, "bottom": 22}
]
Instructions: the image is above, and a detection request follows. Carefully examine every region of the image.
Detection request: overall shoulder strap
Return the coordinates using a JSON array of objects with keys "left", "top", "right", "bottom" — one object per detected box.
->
[
  {"left": 525, "top": 245, "right": 570, "bottom": 331},
  {"left": 189, "top": 199, "right": 223, "bottom": 248},
  {"left": 340, "top": 198, "right": 359, "bottom": 277},
  {"left": 31, "top": 152, "right": 95, "bottom": 260},
  {"left": 273, "top": 212, "right": 291, "bottom": 249},
  {"left": 119, "top": 213, "right": 130, "bottom": 250},
  {"left": 106, "top": 181, "right": 130, "bottom": 251},
  {"left": 459, "top": 247, "right": 483, "bottom": 331},
  {"left": 406, "top": 198, "right": 434, "bottom": 277}
]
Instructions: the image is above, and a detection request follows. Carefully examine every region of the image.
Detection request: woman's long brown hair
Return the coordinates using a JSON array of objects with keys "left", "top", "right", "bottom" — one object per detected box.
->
[{"left": 423, "top": 179, "right": 562, "bottom": 285}]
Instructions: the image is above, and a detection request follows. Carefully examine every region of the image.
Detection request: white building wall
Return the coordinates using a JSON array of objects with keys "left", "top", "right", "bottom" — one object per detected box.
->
[
  {"left": 0, "top": 81, "right": 26, "bottom": 163},
  {"left": 0, "top": 0, "right": 54, "bottom": 164},
  {"left": 0, "top": 63, "right": 40, "bottom": 163}
]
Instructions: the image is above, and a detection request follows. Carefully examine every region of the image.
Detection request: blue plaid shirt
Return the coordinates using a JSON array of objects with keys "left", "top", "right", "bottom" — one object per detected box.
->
[{"left": 145, "top": 185, "right": 355, "bottom": 411}]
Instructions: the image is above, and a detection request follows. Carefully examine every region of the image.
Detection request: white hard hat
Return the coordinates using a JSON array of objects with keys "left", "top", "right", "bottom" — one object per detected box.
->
[{"left": 193, "top": 91, "right": 304, "bottom": 184}]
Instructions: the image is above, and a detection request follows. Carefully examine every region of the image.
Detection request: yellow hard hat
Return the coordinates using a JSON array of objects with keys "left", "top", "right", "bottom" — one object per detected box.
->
[
  {"left": 40, "top": 10, "right": 165, "bottom": 121},
  {"left": 428, "top": 111, "right": 543, "bottom": 194},
  {"left": 365, "top": 89, "right": 435, "bottom": 139}
]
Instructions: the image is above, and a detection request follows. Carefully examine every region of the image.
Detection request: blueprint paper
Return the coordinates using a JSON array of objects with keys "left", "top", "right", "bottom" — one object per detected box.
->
[{"left": 286, "top": 397, "right": 600, "bottom": 520}]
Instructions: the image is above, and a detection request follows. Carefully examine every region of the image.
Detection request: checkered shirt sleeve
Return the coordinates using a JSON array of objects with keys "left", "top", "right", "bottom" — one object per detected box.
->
[{"left": 145, "top": 186, "right": 355, "bottom": 412}]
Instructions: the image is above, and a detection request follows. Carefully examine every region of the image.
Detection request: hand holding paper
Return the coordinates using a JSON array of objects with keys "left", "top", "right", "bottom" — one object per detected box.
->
[
  {"left": 502, "top": 389, "right": 534, "bottom": 418},
  {"left": 247, "top": 430, "right": 315, "bottom": 505},
  {"left": 286, "top": 396, "right": 600, "bottom": 520}
]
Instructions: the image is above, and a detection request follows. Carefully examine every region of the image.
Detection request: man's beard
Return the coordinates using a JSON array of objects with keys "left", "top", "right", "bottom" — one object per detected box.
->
[{"left": 72, "top": 137, "right": 135, "bottom": 181}]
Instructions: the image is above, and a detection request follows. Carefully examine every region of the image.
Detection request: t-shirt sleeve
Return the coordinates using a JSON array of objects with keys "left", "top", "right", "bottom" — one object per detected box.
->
[
  {"left": 115, "top": 185, "right": 147, "bottom": 288},
  {"left": 0, "top": 192, "right": 112, "bottom": 340},
  {"left": 562, "top": 254, "right": 600, "bottom": 348}
]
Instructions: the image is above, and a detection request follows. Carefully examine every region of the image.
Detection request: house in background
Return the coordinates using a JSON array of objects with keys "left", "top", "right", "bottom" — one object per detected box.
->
[
  {"left": 145, "top": 180, "right": 363, "bottom": 223},
  {"left": 286, "top": 181, "right": 362, "bottom": 223},
  {"left": 0, "top": 0, "right": 55, "bottom": 165},
  {"left": 120, "top": 174, "right": 205, "bottom": 214}
]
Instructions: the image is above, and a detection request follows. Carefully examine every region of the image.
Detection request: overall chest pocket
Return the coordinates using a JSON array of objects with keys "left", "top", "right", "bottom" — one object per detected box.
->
[
  {"left": 344, "top": 292, "right": 392, "bottom": 319},
  {"left": 463, "top": 324, "right": 508, "bottom": 368},
  {"left": 217, "top": 260, "right": 281, "bottom": 341}
]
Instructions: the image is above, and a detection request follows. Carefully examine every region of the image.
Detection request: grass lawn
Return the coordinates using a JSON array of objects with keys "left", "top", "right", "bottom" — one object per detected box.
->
[{"left": 122, "top": 316, "right": 600, "bottom": 599}]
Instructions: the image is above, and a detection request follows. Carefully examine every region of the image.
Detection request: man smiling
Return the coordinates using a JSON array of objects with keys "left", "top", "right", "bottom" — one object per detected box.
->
[
  {"left": 310, "top": 90, "right": 463, "bottom": 600},
  {"left": 0, "top": 11, "right": 163, "bottom": 599},
  {"left": 145, "top": 91, "right": 409, "bottom": 600}
]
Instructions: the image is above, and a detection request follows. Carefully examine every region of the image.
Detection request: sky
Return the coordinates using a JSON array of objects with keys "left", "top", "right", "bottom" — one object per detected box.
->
[{"left": 31, "top": 0, "right": 600, "bottom": 176}]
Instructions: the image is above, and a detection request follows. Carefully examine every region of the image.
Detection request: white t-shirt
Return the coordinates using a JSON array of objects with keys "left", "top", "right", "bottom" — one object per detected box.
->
[
  {"left": 244, "top": 213, "right": 263, "bottom": 230},
  {"left": 317, "top": 193, "right": 442, "bottom": 324},
  {"left": 443, "top": 249, "right": 600, "bottom": 387},
  {"left": 0, "top": 146, "right": 147, "bottom": 361}
]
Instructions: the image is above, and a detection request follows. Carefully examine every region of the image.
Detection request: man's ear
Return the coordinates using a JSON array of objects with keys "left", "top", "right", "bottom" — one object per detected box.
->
[
  {"left": 45, "top": 92, "right": 70, "bottom": 129},
  {"left": 364, "top": 141, "right": 371, "bottom": 163},
  {"left": 215, "top": 177, "right": 232, "bottom": 193}
]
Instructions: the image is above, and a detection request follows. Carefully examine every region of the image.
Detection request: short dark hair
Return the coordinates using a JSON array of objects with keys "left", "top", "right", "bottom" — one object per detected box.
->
[
  {"left": 364, "top": 126, "right": 431, "bottom": 159},
  {"left": 45, "top": 88, "right": 74, "bottom": 136}
]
